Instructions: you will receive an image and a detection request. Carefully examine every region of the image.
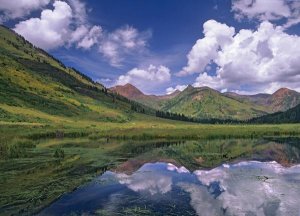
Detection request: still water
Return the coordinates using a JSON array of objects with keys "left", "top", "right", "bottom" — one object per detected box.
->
[{"left": 40, "top": 138, "right": 300, "bottom": 216}]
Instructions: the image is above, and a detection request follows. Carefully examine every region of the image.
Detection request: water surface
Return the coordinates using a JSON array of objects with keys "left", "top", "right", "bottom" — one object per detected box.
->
[{"left": 40, "top": 138, "right": 300, "bottom": 216}]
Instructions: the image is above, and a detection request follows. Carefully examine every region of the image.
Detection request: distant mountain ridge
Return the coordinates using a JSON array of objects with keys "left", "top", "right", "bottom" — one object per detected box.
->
[
  {"left": 110, "top": 83, "right": 180, "bottom": 109},
  {"left": 110, "top": 83, "right": 145, "bottom": 98},
  {"left": 110, "top": 84, "right": 300, "bottom": 120},
  {"left": 225, "top": 88, "right": 300, "bottom": 112}
]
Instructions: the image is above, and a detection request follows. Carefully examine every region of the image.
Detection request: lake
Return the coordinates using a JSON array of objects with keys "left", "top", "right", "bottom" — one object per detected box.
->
[{"left": 40, "top": 138, "right": 300, "bottom": 216}]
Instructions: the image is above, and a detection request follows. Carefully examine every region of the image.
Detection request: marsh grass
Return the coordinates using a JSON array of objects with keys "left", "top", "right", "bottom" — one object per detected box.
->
[
  {"left": 1, "top": 122, "right": 300, "bottom": 215},
  {"left": 0, "top": 138, "right": 36, "bottom": 159}
]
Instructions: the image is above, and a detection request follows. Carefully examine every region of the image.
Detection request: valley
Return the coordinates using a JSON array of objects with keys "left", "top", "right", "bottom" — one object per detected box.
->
[
  {"left": 1, "top": 22, "right": 300, "bottom": 216},
  {"left": 111, "top": 83, "right": 300, "bottom": 121}
]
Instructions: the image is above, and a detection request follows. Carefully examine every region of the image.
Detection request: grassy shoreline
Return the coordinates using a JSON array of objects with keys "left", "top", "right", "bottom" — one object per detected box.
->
[{"left": 1, "top": 120, "right": 300, "bottom": 215}]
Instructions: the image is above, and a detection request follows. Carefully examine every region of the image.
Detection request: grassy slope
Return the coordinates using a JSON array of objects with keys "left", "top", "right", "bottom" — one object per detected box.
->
[
  {"left": 0, "top": 25, "right": 137, "bottom": 124},
  {"left": 111, "top": 85, "right": 271, "bottom": 120},
  {"left": 162, "top": 86, "right": 269, "bottom": 120}
]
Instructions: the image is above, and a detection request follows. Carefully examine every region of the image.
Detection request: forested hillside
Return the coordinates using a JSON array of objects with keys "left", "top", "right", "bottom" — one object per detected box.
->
[{"left": 250, "top": 104, "right": 300, "bottom": 124}]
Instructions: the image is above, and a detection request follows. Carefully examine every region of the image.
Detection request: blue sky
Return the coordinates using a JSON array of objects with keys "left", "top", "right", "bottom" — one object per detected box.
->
[{"left": 1, "top": 0, "right": 300, "bottom": 95}]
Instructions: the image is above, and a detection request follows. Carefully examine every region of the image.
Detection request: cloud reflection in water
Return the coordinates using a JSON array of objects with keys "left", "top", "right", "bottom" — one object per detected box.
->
[{"left": 115, "top": 161, "right": 300, "bottom": 216}]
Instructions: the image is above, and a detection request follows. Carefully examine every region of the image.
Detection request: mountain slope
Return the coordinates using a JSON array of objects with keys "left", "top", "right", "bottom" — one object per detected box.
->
[
  {"left": 111, "top": 84, "right": 270, "bottom": 120},
  {"left": 111, "top": 83, "right": 300, "bottom": 121},
  {"left": 224, "top": 88, "right": 300, "bottom": 112},
  {"left": 0, "top": 25, "right": 151, "bottom": 124},
  {"left": 110, "top": 83, "right": 145, "bottom": 98},
  {"left": 109, "top": 84, "right": 179, "bottom": 110},
  {"left": 250, "top": 104, "right": 300, "bottom": 123},
  {"left": 161, "top": 85, "right": 268, "bottom": 120},
  {"left": 269, "top": 88, "right": 300, "bottom": 112}
]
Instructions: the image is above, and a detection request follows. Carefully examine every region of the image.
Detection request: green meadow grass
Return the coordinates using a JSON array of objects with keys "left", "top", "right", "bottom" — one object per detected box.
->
[{"left": 0, "top": 115, "right": 300, "bottom": 215}]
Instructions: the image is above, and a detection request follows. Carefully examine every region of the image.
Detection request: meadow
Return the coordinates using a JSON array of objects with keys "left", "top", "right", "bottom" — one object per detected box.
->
[{"left": 1, "top": 114, "right": 300, "bottom": 215}]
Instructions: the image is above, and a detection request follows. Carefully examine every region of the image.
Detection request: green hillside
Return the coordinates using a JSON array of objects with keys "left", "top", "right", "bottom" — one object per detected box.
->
[
  {"left": 160, "top": 86, "right": 268, "bottom": 120},
  {"left": 0, "top": 25, "right": 154, "bottom": 124},
  {"left": 111, "top": 84, "right": 270, "bottom": 120},
  {"left": 111, "top": 84, "right": 300, "bottom": 121},
  {"left": 251, "top": 104, "right": 300, "bottom": 124}
]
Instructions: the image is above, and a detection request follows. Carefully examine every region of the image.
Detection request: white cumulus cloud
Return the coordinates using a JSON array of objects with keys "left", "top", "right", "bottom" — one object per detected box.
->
[
  {"left": 177, "top": 20, "right": 234, "bottom": 76},
  {"left": 14, "top": 1, "right": 73, "bottom": 50},
  {"left": 99, "top": 26, "right": 151, "bottom": 67},
  {"left": 0, "top": 0, "right": 50, "bottom": 23},
  {"left": 166, "top": 85, "right": 188, "bottom": 95},
  {"left": 77, "top": 25, "right": 102, "bottom": 49},
  {"left": 180, "top": 19, "right": 300, "bottom": 94},
  {"left": 13, "top": 0, "right": 101, "bottom": 50},
  {"left": 116, "top": 164, "right": 172, "bottom": 195},
  {"left": 4, "top": 0, "right": 151, "bottom": 67},
  {"left": 232, "top": 0, "right": 300, "bottom": 28},
  {"left": 167, "top": 163, "right": 190, "bottom": 173},
  {"left": 187, "top": 161, "right": 300, "bottom": 216},
  {"left": 116, "top": 64, "right": 171, "bottom": 92}
]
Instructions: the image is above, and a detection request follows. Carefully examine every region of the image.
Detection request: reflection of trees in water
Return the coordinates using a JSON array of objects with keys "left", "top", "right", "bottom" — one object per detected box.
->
[
  {"left": 114, "top": 137, "right": 300, "bottom": 171},
  {"left": 263, "top": 137, "right": 300, "bottom": 165},
  {"left": 116, "top": 140, "right": 186, "bottom": 157}
]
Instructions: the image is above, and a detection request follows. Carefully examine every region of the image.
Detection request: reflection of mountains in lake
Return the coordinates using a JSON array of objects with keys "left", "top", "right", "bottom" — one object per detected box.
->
[
  {"left": 113, "top": 138, "right": 300, "bottom": 171},
  {"left": 39, "top": 138, "right": 300, "bottom": 215},
  {"left": 41, "top": 161, "right": 300, "bottom": 216}
]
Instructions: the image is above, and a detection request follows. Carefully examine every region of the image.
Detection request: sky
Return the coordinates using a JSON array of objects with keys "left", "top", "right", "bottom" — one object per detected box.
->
[{"left": 1, "top": 0, "right": 300, "bottom": 95}]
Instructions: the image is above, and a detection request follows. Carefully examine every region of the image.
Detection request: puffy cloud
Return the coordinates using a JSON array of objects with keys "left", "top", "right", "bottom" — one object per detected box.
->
[
  {"left": 116, "top": 64, "right": 171, "bottom": 91},
  {"left": 167, "top": 163, "right": 190, "bottom": 173},
  {"left": 232, "top": 0, "right": 291, "bottom": 21},
  {"left": 177, "top": 20, "right": 234, "bottom": 76},
  {"left": 166, "top": 85, "right": 188, "bottom": 95},
  {"left": 69, "top": 25, "right": 89, "bottom": 44},
  {"left": 67, "top": 0, "right": 87, "bottom": 25},
  {"left": 14, "top": 1, "right": 73, "bottom": 50},
  {"left": 0, "top": 0, "right": 50, "bottom": 23},
  {"left": 77, "top": 25, "right": 102, "bottom": 49},
  {"left": 116, "top": 164, "right": 172, "bottom": 195},
  {"left": 285, "top": 1, "right": 300, "bottom": 28},
  {"left": 178, "top": 183, "right": 224, "bottom": 216},
  {"left": 181, "top": 20, "right": 300, "bottom": 93},
  {"left": 13, "top": 0, "right": 101, "bottom": 50},
  {"left": 6, "top": 0, "right": 151, "bottom": 66},
  {"left": 189, "top": 161, "right": 300, "bottom": 215},
  {"left": 232, "top": 0, "right": 300, "bottom": 28},
  {"left": 193, "top": 72, "right": 223, "bottom": 90},
  {"left": 111, "top": 161, "right": 300, "bottom": 215},
  {"left": 99, "top": 26, "right": 151, "bottom": 67},
  {"left": 65, "top": 0, "right": 102, "bottom": 49}
]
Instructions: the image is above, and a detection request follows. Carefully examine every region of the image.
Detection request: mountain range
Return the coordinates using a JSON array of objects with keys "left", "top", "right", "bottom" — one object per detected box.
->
[
  {"left": 110, "top": 84, "right": 300, "bottom": 120},
  {"left": 1, "top": 24, "right": 300, "bottom": 124}
]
